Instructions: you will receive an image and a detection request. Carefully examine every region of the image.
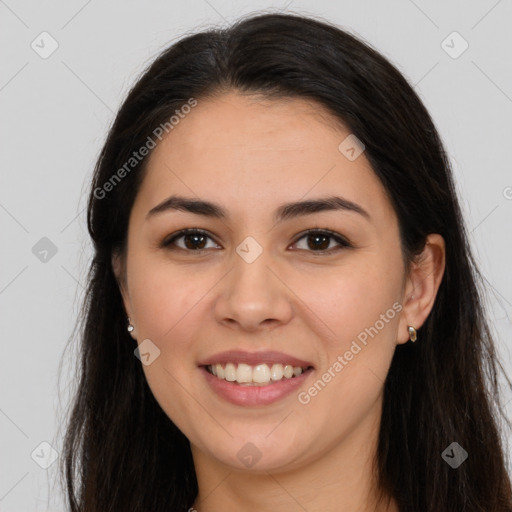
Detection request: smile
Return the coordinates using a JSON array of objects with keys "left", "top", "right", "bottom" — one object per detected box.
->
[{"left": 206, "top": 362, "right": 312, "bottom": 386}]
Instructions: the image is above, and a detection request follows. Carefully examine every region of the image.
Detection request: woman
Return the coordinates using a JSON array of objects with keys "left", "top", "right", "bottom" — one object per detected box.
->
[{"left": 60, "top": 12, "right": 512, "bottom": 512}]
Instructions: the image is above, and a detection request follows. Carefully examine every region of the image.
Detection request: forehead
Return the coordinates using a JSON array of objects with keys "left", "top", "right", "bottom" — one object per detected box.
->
[
  {"left": 133, "top": 92, "right": 395, "bottom": 227},
  {"left": 156, "top": 92, "right": 350, "bottom": 158}
]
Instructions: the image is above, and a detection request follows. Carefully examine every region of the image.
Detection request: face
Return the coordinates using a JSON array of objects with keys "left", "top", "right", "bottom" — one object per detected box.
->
[{"left": 115, "top": 91, "right": 417, "bottom": 474}]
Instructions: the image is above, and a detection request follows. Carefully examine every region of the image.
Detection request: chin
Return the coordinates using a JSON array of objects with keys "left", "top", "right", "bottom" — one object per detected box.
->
[{"left": 207, "top": 433, "right": 309, "bottom": 473}]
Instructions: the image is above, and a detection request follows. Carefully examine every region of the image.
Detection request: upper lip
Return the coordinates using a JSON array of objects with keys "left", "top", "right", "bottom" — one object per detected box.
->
[{"left": 197, "top": 350, "right": 314, "bottom": 369}]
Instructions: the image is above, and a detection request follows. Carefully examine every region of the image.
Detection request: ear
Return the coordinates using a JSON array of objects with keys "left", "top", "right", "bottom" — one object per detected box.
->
[
  {"left": 397, "top": 233, "right": 446, "bottom": 344},
  {"left": 112, "top": 251, "right": 138, "bottom": 339},
  {"left": 112, "top": 250, "right": 132, "bottom": 319}
]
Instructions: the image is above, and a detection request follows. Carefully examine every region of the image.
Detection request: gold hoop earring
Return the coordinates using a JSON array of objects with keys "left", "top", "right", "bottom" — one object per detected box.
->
[{"left": 408, "top": 326, "right": 417, "bottom": 342}]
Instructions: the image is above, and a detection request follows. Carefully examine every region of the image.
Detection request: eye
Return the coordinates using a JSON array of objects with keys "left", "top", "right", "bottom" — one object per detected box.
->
[
  {"left": 290, "top": 229, "right": 351, "bottom": 254},
  {"left": 161, "top": 228, "right": 221, "bottom": 252},
  {"left": 161, "top": 228, "right": 352, "bottom": 254}
]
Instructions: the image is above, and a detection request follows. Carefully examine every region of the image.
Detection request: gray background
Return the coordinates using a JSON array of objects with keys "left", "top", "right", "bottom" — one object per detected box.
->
[{"left": 1, "top": 0, "right": 511, "bottom": 510}]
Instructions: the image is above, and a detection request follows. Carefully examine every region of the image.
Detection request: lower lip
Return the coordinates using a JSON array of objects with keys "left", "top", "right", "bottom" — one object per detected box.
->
[{"left": 200, "top": 366, "right": 314, "bottom": 406}]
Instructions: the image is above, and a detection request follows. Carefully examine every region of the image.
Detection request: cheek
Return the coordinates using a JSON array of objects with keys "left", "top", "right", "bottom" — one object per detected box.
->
[
  {"left": 128, "top": 255, "right": 213, "bottom": 341},
  {"left": 295, "top": 268, "right": 400, "bottom": 442},
  {"left": 126, "top": 260, "right": 214, "bottom": 432},
  {"left": 292, "top": 258, "right": 402, "bottom": 349},
  {"left": 291, "top": 259, "right": 401, "bottom": 415}
]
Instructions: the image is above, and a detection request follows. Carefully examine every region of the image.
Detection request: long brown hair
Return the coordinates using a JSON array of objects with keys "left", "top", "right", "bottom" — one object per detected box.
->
[{"left": 59, "top": 12, "right": 512, "bottom": 511}]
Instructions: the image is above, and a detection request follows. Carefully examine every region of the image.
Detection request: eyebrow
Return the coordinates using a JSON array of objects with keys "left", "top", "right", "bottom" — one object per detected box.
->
[{"left": 146, "top": 194, "right": 371, "bottom": 223}]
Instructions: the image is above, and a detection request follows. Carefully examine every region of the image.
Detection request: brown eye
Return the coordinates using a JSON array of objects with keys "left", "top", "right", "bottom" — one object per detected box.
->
[
  {"left": 291, "top": 230, "right": 351, "bottom": 254},
  {"left": 162, "top": 229, "right": 220, "bottom": 251}
]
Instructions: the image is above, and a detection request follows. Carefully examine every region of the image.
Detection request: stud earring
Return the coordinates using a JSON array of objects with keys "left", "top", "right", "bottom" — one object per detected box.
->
[
  {"left": 127, "top": 317, "right": 134, "bottom": 333},
  {"left": 408, "top": 326, "right": 417, "bottom": 342}
]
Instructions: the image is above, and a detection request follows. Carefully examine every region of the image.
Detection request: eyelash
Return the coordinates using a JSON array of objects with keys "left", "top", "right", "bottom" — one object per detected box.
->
[{"left": 161, "top": 228, "right": 352, "bottom": 255}]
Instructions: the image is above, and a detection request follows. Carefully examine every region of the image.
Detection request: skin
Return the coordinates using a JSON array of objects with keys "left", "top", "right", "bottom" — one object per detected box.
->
[{"left": 113, "top": 91, "right": 445, "bottom": 512}]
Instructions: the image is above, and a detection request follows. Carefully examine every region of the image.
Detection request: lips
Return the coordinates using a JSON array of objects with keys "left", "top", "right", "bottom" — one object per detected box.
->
[
  {"left": 200, "top": 365, "right": 314, "bottom": 406},
  {"left": 197, "top": 350, "right": 315, "bottom": 406},
  {"left": 197, "top": 350, "right": 314, "bottom": 369}
]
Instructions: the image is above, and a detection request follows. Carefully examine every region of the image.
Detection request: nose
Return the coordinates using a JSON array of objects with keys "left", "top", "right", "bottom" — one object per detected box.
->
[{"left": 214, "top": 248, "right": 294, "bottom": 332}]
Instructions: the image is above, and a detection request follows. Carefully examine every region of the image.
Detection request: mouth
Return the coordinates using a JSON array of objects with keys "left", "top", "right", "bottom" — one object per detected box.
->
[
  {"left": 197, "top": 350, "right": 315, "bottom": 405},
  {"left": 203, "top": 362, "right": 314, "bottom": 386},
  {"left": 200, "top": 363, "right": 315, "bottom": 406}
]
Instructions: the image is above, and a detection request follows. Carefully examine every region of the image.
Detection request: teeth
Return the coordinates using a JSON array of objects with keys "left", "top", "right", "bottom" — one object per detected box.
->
[
  {"left": 236, "top": 363, "right": 252, "bottom": 383},
  {"left": 253, "top": 364, "right": 271, "bottom": 383},
  {"left": 270, "top": 363, "right": 283, "bottom": 381},
  {"left": 207, "top": 362, "right": 308, "bottom": 385},
  {"left": 283, "top": 365, "right": 294, "bottom": 378},
  {"left": 293, "top": 366, "right": 303, "bottom": 377},
  {"left": 224, "top": 363, "right": 236, "bottom": 382}
]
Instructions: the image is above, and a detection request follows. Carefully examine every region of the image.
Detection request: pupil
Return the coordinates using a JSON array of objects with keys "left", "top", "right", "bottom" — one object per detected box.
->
[
  {"left": 309, "top": 234, "right": 329, "bottom": 250},
  {"left": 185, "top": 234, "right": 206, "bottom": 250}
]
